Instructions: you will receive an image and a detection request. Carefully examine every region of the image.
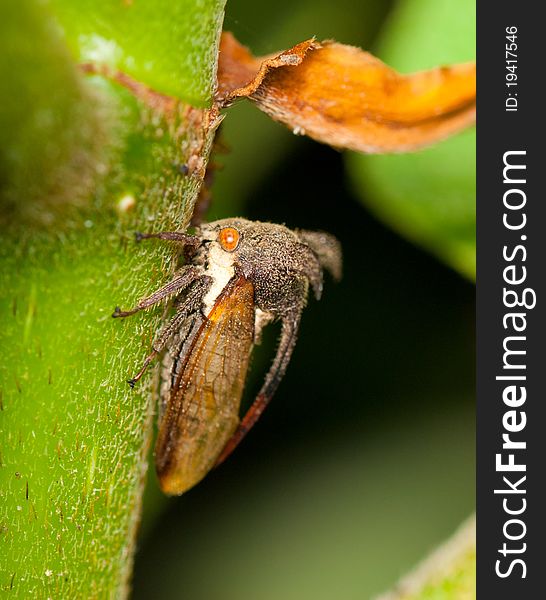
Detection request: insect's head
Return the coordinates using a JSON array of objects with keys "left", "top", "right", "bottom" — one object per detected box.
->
[
  {"left": 195, "top": 219, "right": 250, "bottom": 256},
  {"left": 195, "top": 217, "right": 302, "bottom": 265},
  {"left": 196, "top": 223, "right": 233, "bottom": 247},
  {"left": 189, "top": 219, "right": 256, "bottom": 274},
  {"left": 194, "top": 218, "right": 342, "bottom": 303}
]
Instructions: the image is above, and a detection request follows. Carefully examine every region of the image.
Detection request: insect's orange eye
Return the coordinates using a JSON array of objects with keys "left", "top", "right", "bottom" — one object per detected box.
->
[{"left": 218, "top": 227, "right": 240, "bottom": 252}]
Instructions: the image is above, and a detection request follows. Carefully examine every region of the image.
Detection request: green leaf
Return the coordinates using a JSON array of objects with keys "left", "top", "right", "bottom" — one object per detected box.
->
[
  {"left": 51, "top": 0, "right": 225, "bottom": 105},
  {"left": 376, "top": 517, "right": 475, "bottom": 600},
  {"left": 0, "top": 0, "right": 225, "bottom": 596},
  {"left": 346, "top": 0, "right": 476, "bottom": 279}
]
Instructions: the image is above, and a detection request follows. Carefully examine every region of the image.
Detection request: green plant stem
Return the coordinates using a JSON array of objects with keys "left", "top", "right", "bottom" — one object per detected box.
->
[{"left": 0, "top": 0, "right": 225, "bottom": 596}]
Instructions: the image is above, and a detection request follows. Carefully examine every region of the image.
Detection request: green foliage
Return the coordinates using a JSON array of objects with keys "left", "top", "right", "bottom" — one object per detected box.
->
[
  {"left": 51, "top": 0, "right": 224, "bottom": 105},
  {"left": 0, "top": 0, "right": 225, "bottom": 596},
  {"left": 346, "top": 0, "right": 476, "bottom": 279},
  {"left": 1, "top": 0, "right": 475, "bottom": 597},
  {"left": 0, "top": 0, "right": 100, "bottom": 221},
  {"left": 377, "top": 518, "right": 475, "bottom": 600}
]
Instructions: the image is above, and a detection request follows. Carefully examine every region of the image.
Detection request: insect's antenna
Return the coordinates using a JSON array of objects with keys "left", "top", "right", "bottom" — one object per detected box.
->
[{"left": 215, "top": 311, "right": 301, "bottom": 466}]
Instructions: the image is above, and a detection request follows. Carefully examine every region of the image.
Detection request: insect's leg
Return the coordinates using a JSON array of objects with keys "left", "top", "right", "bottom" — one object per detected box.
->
[
  {"left": 127, "top": 308, "right": 188, "bottom": 388},
  {"left": 113, "top": 266, "right": 200, "bottom": 318},
  {"left": 215, "top": 307, "right": 302, "bottom": 465},
  {"left": 135, "top": 231, "right": 199, "bottom": 247},
  {"left": 127, "top": 277, "right": 210, "bottom": 387}
]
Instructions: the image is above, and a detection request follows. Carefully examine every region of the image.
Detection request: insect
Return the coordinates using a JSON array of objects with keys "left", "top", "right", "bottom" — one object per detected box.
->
[{"left": 113, "top": 218, "right": 341, "bottom": 495}]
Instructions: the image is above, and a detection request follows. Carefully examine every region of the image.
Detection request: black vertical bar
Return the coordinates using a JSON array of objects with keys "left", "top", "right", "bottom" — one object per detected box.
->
[{"left": 477, "top": 2, "right": 543, "bottom": 597}]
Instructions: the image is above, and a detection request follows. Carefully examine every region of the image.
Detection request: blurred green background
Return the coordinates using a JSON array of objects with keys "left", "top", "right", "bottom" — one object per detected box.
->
[{"left": 132, "top": 0, "right": 475, "bottom": 598}]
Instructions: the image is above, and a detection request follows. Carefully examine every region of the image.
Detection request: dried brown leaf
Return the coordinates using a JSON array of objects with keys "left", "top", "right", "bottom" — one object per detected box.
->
[{"left": 217, "top": 32, "right": 476, "bottom": 153}]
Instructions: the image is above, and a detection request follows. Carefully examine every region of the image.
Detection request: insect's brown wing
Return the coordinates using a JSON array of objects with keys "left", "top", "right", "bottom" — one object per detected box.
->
[{"left": 155, "top": 274, "right": 255, "bottom": 495}]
